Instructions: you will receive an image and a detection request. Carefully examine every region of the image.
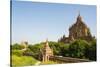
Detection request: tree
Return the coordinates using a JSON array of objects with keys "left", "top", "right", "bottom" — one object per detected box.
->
[
  {"left": 28, "top": 44, "right": 43, "bottom": 59},
  {"left": 87, "top": 39, "right": 96, "bottom": 61},
  {"left": 60, "top": 44, "right": 69, "bottom": 57},
  {"left": 11, "top": 43, "right": 24, "bottom": 50},
  {"left": 49, "top": 41, "right": 70, "bottom": 56},
  {"left": 49, "top": 41, "right": 63, "bottom": 56},
  {"left": 68, "top": 39, "right": 89, "bottom": 58}
]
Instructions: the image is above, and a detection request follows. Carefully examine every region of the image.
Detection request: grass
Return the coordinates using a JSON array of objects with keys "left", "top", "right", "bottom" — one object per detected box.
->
[
  {"left": 12, "top": 55, "right": 38, "bottom": 67},
  {"left": 40, "top": 61, "right": 58, "bottom": 65}
]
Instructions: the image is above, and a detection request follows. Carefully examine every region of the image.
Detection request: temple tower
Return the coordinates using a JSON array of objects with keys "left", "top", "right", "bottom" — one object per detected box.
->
[
  {"left": 42, "top": 39, "right": 53, "bottom": 62},
  {"left": 21, "top": 41, "right": 28, "bottom": 51},
  {"left": 69, "top": 13, "right": 92, "bottom": 41},
  {"left": 58, "top": 12, "right": 93, "bottom": 43}
]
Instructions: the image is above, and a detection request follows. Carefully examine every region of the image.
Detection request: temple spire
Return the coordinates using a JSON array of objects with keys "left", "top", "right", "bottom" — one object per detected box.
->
[
  {"left": 77, "top": 11, "right": 82, "bottom": 23},
  {"left": 45, "top": 38, "right": 48, "bottom": 46}
]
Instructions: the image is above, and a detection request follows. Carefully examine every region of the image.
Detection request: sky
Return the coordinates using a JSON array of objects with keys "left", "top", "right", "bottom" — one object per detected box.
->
[{"left": 12, "top": 1, "right": 97, "bottom": 44}]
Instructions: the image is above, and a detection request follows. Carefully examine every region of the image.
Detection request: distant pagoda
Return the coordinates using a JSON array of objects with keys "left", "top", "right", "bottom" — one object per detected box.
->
[
  {"left": 21, "top": 41, "right": 28, "bottom": 51},
  {"left": 58, "top": 13, "right": 93, "bottom": 43}
]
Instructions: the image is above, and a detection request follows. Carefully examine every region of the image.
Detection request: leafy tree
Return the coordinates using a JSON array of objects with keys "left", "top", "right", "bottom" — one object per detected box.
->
[
  {"left": 11, "top": 43, "right": 24, "bottom": 50},
  {"left": 49, "top": 41, "right": 62, "bottom": 55},
  {"left": 60, "top": 44, "right": 69, "bottom": 57},
  {"left": 23, "top": 48, "right": 34, "bottom": 56},
  {"left": 87, "top": 39, "right": 96, "bottom": 61},
  {"left": 49, "top": 41, "right": 69, "bottom": 56},
  {"left": 68, "top": 39, "right": 89, "bottom": 58},
  {"left": 28, "top": 44, "right": 43, "bottom": 59}
]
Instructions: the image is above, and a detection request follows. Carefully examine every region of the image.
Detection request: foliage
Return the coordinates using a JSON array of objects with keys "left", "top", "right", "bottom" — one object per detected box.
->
[
  {"left": 11, "top": 44, "right": 40, "bottom": 66},
  {"left": 68, "top": 39, "right": 89, "bottom": 58},
  {"left": 86, "top": 39, "right": 96, "bottom": 61},
  {"left": 49, "top": 42, "right": 62, "bottom": 55},
  {"left": 49, "top": 41, "right": 69, "bottom": 56},
  {"left": 11, "top": 43, "right": 24, "bottom": 50},
  {"left": 28, "top": 44, "right": 43, "bottom": 59},
  {"left": 23, "top": 48, "right": 34, "bottom": 56},
  {"left": 60, "top": 44, "right": 69, "bottom": 57}
]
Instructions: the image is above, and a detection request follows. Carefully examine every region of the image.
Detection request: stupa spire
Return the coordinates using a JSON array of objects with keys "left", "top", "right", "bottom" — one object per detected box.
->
[
  {"left": 45, "top": 38, "right": 48, "bottom": 46},
  {"left": 76, "top": 11, "right": 82, "bottom": 23}
]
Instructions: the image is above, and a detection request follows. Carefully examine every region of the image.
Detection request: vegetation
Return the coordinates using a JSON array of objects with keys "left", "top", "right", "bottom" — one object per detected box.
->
[
  {"left": 28, "top": 44, "right": 43, "bottom": 59},
  {"left": 12, "top": 55, "right": 38, "bottom": 67},
  {"left": 86, "top": 39, "right": 96, "bottom": 60},
  {"left": 68, "top": 39, "right": 89, "bottom": 58},
  {"left": 12, "top": 50, "right": 23, "bottom": 56},
  {"left": 11, "top": 38, "right": 96, "bottom": 66},
  {"left": 11, "top": 43, "right": 24, "bottom": 50},
  {"left": 11, "top": 45, "right": 39, "bottom": 66}
]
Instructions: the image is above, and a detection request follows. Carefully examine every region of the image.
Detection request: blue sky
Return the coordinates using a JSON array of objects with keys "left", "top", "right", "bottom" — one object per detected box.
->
[{"left": 12, "top": 1, "right": 97, "bottom": 44}]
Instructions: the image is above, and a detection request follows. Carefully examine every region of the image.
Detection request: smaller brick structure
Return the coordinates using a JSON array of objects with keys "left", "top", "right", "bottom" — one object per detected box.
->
[{"left": 42, "top": 39, "right": 53, "bottom": 62}]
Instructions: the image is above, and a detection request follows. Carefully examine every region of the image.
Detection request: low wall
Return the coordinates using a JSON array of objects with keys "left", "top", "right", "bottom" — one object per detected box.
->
[{"left": 50, "top": 56, "right": 91, "bottom": 63}]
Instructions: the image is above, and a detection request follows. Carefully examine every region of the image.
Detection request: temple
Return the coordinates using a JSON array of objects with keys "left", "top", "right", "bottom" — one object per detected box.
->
[
  {"left": 58, "top": 13, "right": 93, "bottom": 43},
  {"left": 42, "top": 39, "right": 53, "bottom": 62},
  {"left": 21, "top": 41, "right": 28, "bottom": 51}
]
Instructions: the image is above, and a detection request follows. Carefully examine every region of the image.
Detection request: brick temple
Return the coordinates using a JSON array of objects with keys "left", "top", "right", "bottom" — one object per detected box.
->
[
  {"left": 58, "top": 13, "right": 93, "bottom": 43},
  {"left": 42, "top": 39, "right": 53, "bottom": 62}
]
